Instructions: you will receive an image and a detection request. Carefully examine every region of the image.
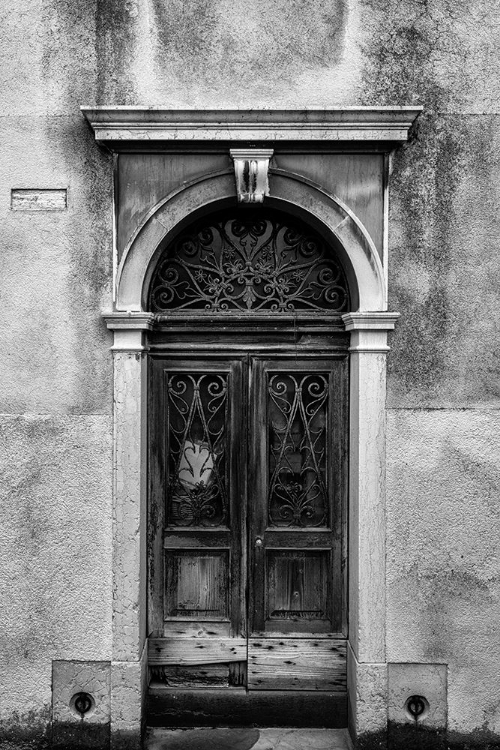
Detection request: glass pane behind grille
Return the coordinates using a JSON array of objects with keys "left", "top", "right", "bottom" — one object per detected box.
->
[
  {"left": 268, "top": 373, "right": 329, "bottom": 527},
  {"left": 166, "top": 372, "right": 229, "bottom": 527}
]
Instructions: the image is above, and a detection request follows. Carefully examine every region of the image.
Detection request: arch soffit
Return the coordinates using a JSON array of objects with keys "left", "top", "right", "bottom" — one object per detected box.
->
[{"left": 116, "top": 169, "right": 387, "bottom": 312}]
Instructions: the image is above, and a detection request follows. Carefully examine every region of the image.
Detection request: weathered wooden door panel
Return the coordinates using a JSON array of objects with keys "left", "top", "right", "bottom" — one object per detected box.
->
[
  {"left": 165, "top": 549, "right": 230, "bottom": 620},
  {"left": 249, "top": 358, "right": 347, "bottom": 648},
  {"left": 149, "top": 356, "right": 247, "bottom": 687},
  {"left": 149, "top": 352, "right": 348, "bottom": 701}
]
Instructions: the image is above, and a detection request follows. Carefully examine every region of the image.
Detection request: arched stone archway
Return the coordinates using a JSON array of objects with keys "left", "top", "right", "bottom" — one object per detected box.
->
[
  {"left": 115, "top": 169, "right": 386, "bottom": 313},
  {"left": 104, "top": 169, "right": 398, "bottom": 744}
]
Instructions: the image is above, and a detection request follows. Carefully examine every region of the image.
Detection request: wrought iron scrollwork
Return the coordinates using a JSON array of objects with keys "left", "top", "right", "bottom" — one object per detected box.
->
[
  {"left": 149, "top": 214, "right": 349, "bottom": 314},
  {"left": 167, "top": 373, "right": 228, "bottom": 526},
  {"left": 268, "top": 373, "right": 329, "bottom": 527}
]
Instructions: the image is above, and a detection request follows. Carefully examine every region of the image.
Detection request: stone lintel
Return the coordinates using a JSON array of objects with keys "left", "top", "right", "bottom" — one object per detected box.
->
[{"left": 81, "top": 107, "right": 422, "bottom": 146}]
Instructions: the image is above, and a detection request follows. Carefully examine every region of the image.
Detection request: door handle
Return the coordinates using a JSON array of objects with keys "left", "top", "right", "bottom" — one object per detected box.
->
[{"left": 255, "top": 537, "right": 263, "bottom": 547}]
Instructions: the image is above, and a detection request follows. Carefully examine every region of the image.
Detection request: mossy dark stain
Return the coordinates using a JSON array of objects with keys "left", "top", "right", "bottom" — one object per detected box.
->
[
  {"left": 0, "top": 708, "right": 51, "bottom": 750},
  {"left": 151, "top": 0, "right": 347, "bottom": 94},
  {"left": 38, "top": 114, "right": 114, "bottom": 413},
  {"left": 40, "top": 0, "right": 97, "bottom": 108},
  {"left": 51, "top": 721, "right": 110, "bottom": 750},
  {"left": 95, "top": 0, "right": 138, "bottom": 103},
  {"left": 354, "top": 723, "right": 500, "bottom": 749},
  {"left": 386, "top": 114, "right": 472, "bottom": 397}
]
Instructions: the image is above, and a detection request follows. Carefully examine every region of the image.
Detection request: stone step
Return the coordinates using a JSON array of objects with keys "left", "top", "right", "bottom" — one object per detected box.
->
[{"left": 145, "top": 727, "right": 353, "bottom": 750}]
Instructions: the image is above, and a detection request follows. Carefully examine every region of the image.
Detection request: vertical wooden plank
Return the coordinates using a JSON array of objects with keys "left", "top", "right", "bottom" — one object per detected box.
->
[
  {"left": 329, "top": 355, "right": 349, "bottom": 634},
  {"left": 229, "top": 359, "right": 246, "bottom": 637},
  {"left": 248, "top": 358, "right": 267, "bottom": 634},
  {"left": 148, "top": 356, "right": 166, "bottom": 635}
]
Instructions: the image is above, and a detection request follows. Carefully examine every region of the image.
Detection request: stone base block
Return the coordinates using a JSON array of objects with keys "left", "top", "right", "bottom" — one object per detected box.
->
[
  {"left": 347, "top": 645, "right": 387, "bottom": 743},
  {"left": 52, "top": 660, "right": 111, "bottom": 749}
]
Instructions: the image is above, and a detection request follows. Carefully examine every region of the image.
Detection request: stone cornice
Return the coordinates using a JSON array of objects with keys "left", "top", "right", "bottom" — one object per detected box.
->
[
  {"left": 342, "top": 312, "right": 400, "bottom": 331},
  {"left": 81, "top": 107, "right": 422, "bottom": 147}
]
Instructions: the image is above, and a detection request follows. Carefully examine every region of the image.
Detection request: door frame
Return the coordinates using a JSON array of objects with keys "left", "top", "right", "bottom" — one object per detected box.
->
[
  {"left": 147, "top": 346, "right": 350, "bottom": 702},
  {"left": 103, "top": 172, "right": 399, "bottom": 743}
]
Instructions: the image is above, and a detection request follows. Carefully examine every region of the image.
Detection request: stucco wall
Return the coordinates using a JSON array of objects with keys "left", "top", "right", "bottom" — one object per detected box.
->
[
  {"left": 1, "top": 0, "right": 500, "bottom": 744},
  {"left": 0, "top": 0, "right": 113, "bottom": 740}
]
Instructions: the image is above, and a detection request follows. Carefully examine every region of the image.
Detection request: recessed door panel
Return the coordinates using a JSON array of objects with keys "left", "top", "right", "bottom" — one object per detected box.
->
[
  {"left": 267, "top": 549, "right": 330, "bottom": 624},
  {"left": 165, "top": 550, "right": 229, "bottom": 620}
]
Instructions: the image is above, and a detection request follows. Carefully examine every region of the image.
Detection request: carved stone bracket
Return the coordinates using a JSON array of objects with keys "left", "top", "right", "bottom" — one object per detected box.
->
[{"left": 230, "top": 149, "right": 274, "bottom": 203}]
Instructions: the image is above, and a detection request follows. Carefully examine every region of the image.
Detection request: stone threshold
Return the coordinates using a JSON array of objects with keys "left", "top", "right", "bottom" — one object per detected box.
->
[{"left": 145, "top": 727, "right": 353, "bottom": 750}]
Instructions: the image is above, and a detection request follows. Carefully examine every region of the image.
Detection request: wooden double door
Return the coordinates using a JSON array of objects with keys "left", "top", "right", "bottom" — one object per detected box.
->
[{"left": 148, "top": 350, "right": 348, "bottom": 726}]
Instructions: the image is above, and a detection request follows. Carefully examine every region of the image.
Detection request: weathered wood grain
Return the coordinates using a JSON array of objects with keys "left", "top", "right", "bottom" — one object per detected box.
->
[
  {"left": 248, "top": 638, "right": 346, "bottom": 691},
  {"left": 165, "top": 550, "right": 229, "bottom": 619},
  {"left": 150, "top": 663, "right": 229, "bottom": 688},
  {"left": 163, "top": 621, "right": 231, "bottom": 638},
  {"left": 149, "top": 637, "right": 247, "bottom": 665}
]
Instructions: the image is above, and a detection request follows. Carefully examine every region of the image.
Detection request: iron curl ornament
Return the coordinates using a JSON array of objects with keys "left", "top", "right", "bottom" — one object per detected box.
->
[
  {"left": 148, "top": 213, "right": 349, "bottom": 314},
  {"left": 268, "top": 373, "right": 329, "bottom": 528},
  {"left": 167, "top": 373, "right": 229, "bottom": 527}
]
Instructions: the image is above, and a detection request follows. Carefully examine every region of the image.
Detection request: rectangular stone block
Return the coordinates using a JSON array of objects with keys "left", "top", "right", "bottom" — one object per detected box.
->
[
  {"left": 388, "top": 663, "right": 447, "bottom": 729},
  {"left": 347, "top": 645, "right": 387, "bottom": 737},
  {"left": 52, "top": 660, "right": 111, "bottom": 749},
  {"left": 11, "top": 188, "right": 67, "bottom": 210}
]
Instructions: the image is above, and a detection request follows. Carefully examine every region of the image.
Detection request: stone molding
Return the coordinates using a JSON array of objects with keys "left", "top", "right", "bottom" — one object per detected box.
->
[
  {"left": 342, "top": 312, "right": 400, "bottom": 330},
  {"left": 103, "top": 312, "right": 154, "bottom": 330},
  {"left": 342, "top": 312, "right": 399, "bottom": 353},
  {"left": 103, "top": 313, "right": 154, "bottom": 351},
  {"left": 81, "top": 107, "right": 422, "bottom": 146},
  {"left": 115, "top": 171, "right": 386, "bottom": 311}
]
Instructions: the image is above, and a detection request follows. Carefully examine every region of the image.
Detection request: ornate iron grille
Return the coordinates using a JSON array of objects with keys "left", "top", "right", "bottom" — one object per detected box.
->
[
  {"left": 148, "top": 213, "right": 349, "bottom": 314},
  {"left": 166, "top": 372, "right": 228, "bottom": 527},
  {"left": 268, "top": 373, "right": 329, "bottom": 527}
]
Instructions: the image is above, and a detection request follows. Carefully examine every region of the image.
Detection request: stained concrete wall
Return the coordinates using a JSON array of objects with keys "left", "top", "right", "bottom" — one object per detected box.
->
[{"left": 1, "top": 0, "right": 500, "bottom": 745}]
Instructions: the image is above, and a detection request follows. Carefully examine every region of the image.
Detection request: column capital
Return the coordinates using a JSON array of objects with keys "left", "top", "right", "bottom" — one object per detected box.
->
[
  {"left": 103, "top": 311, "right": 154, "bottom": 330},
  {"left": 103, "top": 312, "right": 154, "bottom": 351},
  {"left": 342, "top": 312, "right": 400, "bottom": 331},
  {"left": 343, "top": 313, "right": 399, "bottom": 354}
]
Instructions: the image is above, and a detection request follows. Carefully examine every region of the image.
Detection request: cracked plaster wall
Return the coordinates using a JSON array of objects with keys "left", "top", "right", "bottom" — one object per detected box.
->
[{"left": 1, "top": 0, "right": 500, "bottom": 743}]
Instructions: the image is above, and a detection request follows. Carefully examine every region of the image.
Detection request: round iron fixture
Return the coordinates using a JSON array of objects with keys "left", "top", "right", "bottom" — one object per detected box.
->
[
  {"left": 72, "top": 692, "right": 93, "bottom": 717},
  {"left": 405, "top": 695, "right": 429, "bottom": 721}
]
